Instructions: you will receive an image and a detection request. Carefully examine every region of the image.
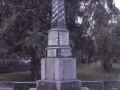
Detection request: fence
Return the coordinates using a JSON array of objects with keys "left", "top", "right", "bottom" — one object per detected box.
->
[
  {"left": 82, "top": 81, "right": 103, "bottom": 90},
  {"left": 13, "top": 80, "right": 120, "bottom": 90},
  {"left": 14, "top": 82, "right": 36, "bottom": 90}
]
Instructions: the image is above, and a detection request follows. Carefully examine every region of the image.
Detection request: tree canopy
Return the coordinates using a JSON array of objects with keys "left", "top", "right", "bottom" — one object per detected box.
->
[{"left": 0, "top": 0, "right": 120, "bottom": 79}]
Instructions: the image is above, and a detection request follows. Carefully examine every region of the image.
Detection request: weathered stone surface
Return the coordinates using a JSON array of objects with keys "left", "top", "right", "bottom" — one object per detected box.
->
[
  {"left": 51, "top": 0, "right": 66, "bottom": 28},
  {"left": 59, "top": 48, "right": 72, "bottom": 57},
  {"left": 41, "top": 58, "right": 76, "bottom": 80},
  {"left": 45, "top": 58, "right": 55, "bottom": 80},
  {"left": 37, "top": 80, "right": 81, "bottom": 90},
  {"left": 59, "top": 32, "right": 69, "bottom": 45},
  {"left": 47, "top": 49, "right": 57, "bottom": 57},
  {"left": 46, "top": 0, "right": 72, "bottom": 58},
  {"left": 103, "top": 81, "right": 118, "bottom": 90},
  {"left": 29, "top": 88, "right": 36, "bottom": 90},
  {"left": 0, "top": 81, "right": 13, "bottom": 88},
  {"left": 81, "top": 87, "right": 89, "bottom": 90},
  {"left": 0, "top": 81, "right": 13, "bottom": 90},
  {"left": 48, "top": 31, "right": 58, "bottom": 45},
  {"left": 60, "top": 80, "right": 81, "bottom": 90},
  {"left": 41, "top": 58, "right": 46, "bottom": 80},
  {"left": 0, "top": 88, "right": 13, "bottom": 90}
]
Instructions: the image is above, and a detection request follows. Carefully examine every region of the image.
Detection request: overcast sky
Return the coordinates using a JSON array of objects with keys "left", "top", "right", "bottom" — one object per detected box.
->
[{"left": 114, "top": 0, "right": 120, "bottom": 9}]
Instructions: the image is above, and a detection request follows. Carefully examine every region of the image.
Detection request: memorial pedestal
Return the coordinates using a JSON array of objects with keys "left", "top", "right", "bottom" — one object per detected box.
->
[
  {"left": 41, "top": 58, "right": 76, "bottom": 80},
  {"left": 36, "top": 0, "right": 86, "bottom": 89},
  {"left": 81, "top": 87, "right": 89, "bottom": 90},
  {"left": 37, "top": 80, "right": 81, "bottom": 90},
  {"left": 29, "top": 88, "right": 36, "bottom": 90},
  {"left": 36, "top": 58, "right": 82, "bottom": 90}
]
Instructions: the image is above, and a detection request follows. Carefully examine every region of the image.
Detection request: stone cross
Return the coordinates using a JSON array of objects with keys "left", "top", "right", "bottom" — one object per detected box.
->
[
  {"left": 46, "top": 0, "right": 72, "bottom": 58},
  {"left": 37, "top": 0, "right": 82, "bottom": 90},
  {"left": 51, "top": 0, "right": 66, "bottom": 28}
]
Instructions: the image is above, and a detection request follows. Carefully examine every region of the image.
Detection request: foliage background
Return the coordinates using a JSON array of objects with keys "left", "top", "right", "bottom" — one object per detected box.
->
[{"left": 0, "top": 0, "right": 120, "bottom": 80}]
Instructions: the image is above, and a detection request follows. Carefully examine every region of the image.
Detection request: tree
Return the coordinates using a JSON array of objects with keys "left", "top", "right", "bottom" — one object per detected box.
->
[
  {"left": 0, "top": 0, "right": 119, "bottom": 78},
  {"left": 92, "top": 0, "right": 120, "bottom": 71},
  {"left": 69, "top": 0, "right": 119, "bottom": 66},
  {"left": 0, "top": 0, "right": 50, "bottom": 80},
  {"left": 0, "top": 0, "right": 83, "bottom": 80}
]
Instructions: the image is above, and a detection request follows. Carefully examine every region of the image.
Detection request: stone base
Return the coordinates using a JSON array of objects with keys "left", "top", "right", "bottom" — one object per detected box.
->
[
  {"left": 29, "top": 88, "right": 36, "bottom": 90},
  {"left": 0, "top": 88, "right": 13, "bottom": 90},
  {"left": 37, "top": 80, "right": 81, "bottom": 90},
  {"left": 0, "top": 81, "right": 13, "bottom": 90},
  {"left": 0, "top": 88, "right": 14, "bottom": 90},
  {"left": 81, "top": 87, "right": 89, "bottom": 90},
  {"left": 41, "top": 58, "right": 76, "bottom": 80}
]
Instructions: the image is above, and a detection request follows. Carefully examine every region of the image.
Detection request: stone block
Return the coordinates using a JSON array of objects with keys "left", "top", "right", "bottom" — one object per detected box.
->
[
  {"left": 0, "top": 81, "right": 13, "bottom": 90},
  {"left": 41, "top": 58, "right": 76, "bottom": 80},
  {"left": 81, "top": 87, "right": 89, "bottom": 90},
  {"left": 0, "top": 81, "right": 13, "bottom": 88},
  {"left": 0, "top": 88, "right": 13, "bottom": 90},
  {"left": 37, "top": 80, "right": 81, "bottom": 90},
  {"left": 29, "top": 88, "right": 36, "bottom": 90},
  {"left": 103, "top": 81, "right": 118, "bottom": 90}
]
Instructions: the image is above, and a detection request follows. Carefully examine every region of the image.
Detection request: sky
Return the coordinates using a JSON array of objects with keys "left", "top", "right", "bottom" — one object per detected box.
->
[{"left": 114, "top": 0, "right": 120, "bottom": 9}]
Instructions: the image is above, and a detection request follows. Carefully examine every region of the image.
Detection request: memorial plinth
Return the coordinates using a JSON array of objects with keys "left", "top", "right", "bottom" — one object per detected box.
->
[
  {"left": 37, "top": 0, "right": 81, "bottom": 90},
  {"left": 37, "top": 58, "right": 81, "bottom": 90},
  {"left": 41, "top": 58, "right": 76, "bottom": 80},
  {"left": 37, "top": 80, "right": 81, "bottom": 90}
]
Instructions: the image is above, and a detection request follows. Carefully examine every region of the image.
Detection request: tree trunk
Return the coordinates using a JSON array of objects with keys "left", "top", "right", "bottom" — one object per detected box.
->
[
  {"left": 81, "top": 55, "right": 86, "bottom": 64},
  {"left": 31, "top": 58, "right": 40, "bottom": 81},
  {"left": 35, "top": 60, "right": 40, "bottom": 80},
  {"left": 31, "top": 60, "right": 35, "bottom": 81},
  {"left": 103, "top": 60, "right": 112, "bottom": 72}
]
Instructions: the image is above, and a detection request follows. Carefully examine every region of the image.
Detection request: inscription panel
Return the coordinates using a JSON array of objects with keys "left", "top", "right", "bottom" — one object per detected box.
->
[
  {"left": 59, "top": 32, "right": 69, "bottom": 45},
  {"left": 61, "top": 49, "right": 70, "bottom": 52},
  {"left": 60, "top": 52, "right": 72, "bottom": 57},
  {"left": 60, "top": 49, "right": 71, "bottom": 57},
  {"left": 47, "top": 49, "right": 57, "bottom": 57},
  {"left": 48, "top": 31, "right": 58, "bottom": 45}
]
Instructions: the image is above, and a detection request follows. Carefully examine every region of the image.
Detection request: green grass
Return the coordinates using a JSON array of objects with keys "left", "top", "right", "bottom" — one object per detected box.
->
[
  {"left": 77, "top": 61, "right": 120, "bottom": 80},
  {"left": 77, "top": 61, "right": 120, "bottom": 90},
  {"left": 0, "top": 71, "right": 31, "bottom": 81},
  {"left": 0, "top": 61, "right": 120, "bottom": 90},
  {"left": 0, "top": 61, "right": 120, "bottom": 82}
]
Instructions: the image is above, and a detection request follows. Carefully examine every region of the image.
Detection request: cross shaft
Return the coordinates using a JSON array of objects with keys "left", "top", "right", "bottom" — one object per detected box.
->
[{"left": 51, "top": 0, "right": 66, "bottom": 29}]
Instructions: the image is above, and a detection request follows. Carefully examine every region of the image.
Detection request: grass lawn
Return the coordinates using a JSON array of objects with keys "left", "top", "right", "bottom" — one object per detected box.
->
[
  {"left": 0, "top": 61, "right": 120, "bottom": 82},
  {"left": 0, "top": 71, "right": 31, "bottom": 81},
  {"left": 77, "top": 61, "right": 120, "bottom": 81},
  {"left": 0, "top": 61, "right": 119, "bottom": 90}
]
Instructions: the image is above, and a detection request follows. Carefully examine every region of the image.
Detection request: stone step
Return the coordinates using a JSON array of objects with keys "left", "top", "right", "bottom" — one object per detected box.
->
[
  {"left": 81, "top": 87, "right": 90, "bottom": 90},
  {"left": 29, "top": 88, "right": 36, "bottom": 90},
  {"left": 0, "top": 88, "right": 13, "bottom": 90}
]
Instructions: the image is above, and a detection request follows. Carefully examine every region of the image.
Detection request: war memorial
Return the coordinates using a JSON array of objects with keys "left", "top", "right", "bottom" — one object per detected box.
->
[
  {"left": 0, "top": 0, "right": 119, "bottom": 90},
  {"left": 35, "top": 0, "right": 119, "bottom": 90},
  {"left": 36, "top": 0, "right": 81, "bottom": 90}
]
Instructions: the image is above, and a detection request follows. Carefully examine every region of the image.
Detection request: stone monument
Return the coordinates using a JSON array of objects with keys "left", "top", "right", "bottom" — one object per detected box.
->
[{"left": 37, "top": 0, "right": 81, "bottom": 90}]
